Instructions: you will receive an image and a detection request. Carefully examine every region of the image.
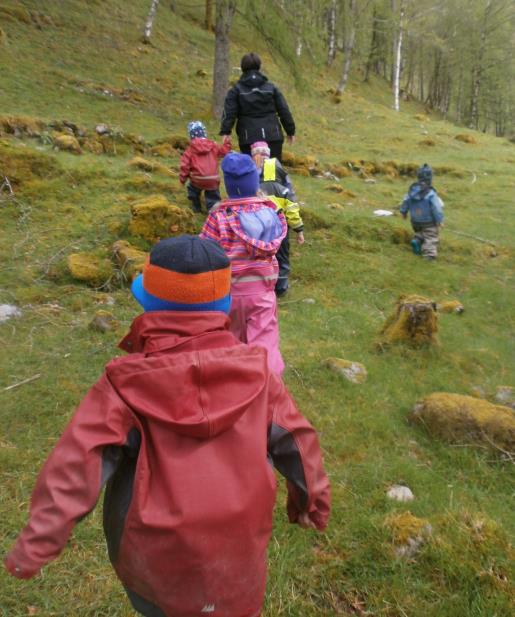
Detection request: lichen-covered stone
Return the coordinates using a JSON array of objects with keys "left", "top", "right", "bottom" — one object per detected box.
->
[
  {"left": 82, "top": 138, "right": 104, "bottom": 154},
  {"left": 387, "top": 485, "right": 415, "bottom": 502},
  {"left": 54, "top": 133, "right": 82, "bottom": 154},
  {"left": 495, "top": 386, "right": 515, "bottom": 409},
  {"left": 0, "top": 115, "right": 45, "bottom": 138},
  {"left": 324, "top": 358, "right": 367, "bottom": 384},
  {"left": 384, "top": 511, "right": 432, "bottom": 558},
  {"left": 112, "top": 240, "right": 147, "bottom": 280},
  {"left": 409, "top": 392, "right": 515, "bottom": 455},
  {"left": 380, "top": 295, "right": 438, "bottom": 347},
  {"left": 128, "top": 195, "right": 196, "bottom": 242},
  {"left": 67, "top": 253, "right": 113, "bottom": 286},
  {"left": 89, "top": 310, "right": 119, "bottom": 333}
]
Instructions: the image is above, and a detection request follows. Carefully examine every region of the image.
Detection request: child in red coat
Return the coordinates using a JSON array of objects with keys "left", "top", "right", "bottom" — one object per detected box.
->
[
  {"left": 5, "top": 235, "right": 331, "bottom": 617},
  {"left": 180, "top": 121, "right": 231, "bottom": 213}
]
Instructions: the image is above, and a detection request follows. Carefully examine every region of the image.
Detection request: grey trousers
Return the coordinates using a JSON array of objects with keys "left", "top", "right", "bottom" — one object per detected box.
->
[{"left": 413, "top": 224, "right": 440, "bottom": 258}]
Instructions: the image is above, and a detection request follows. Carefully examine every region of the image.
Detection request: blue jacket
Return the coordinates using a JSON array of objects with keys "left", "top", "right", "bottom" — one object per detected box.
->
[{"left": 400, "top": 183, "right": 444, "bottom": 226}]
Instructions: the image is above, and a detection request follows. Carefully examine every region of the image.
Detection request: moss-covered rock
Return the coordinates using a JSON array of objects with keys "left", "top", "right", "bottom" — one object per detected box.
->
[
  {"left": 455, "top": 133, "right": 477, "bottom": 144},
  {"left": 0, "top": 140, "right": 60, "bottom": 187},
  {"left": 391, "top": 227, "right": 412, "bottom": 245},
  {"left": 0, "top": 114, "right": 45, "bottom": 137},
  {"left": 384, "top": 511, "right": 432, "bottom": 558},
  {"left": 436, "top": 300, "right": 464, "bottom": 314},
  {"left": 380, "top": 295, "right": 438, "bottom": 347},
  {"left": 89, "top": 310, "right": 119, "bottom": 332},
  {"left": 327, "top": 164, "right": 352, "bottom": 178},
  {"left": 301, "top": 208, "right": 331, "bottom": 230},
  {"left": 129, "top": 156, "right": 175, "bottom": 177},
  {"left": 112, "top": 240, "right": 147, "bottom": 280},
  {"left": 128, "top": 195, "right": 196, "bottom": 242},
  {"left": 409, "top": 392, "right": 515, "bottom": 454},
  {"left": 54, "top": 133, "right": 82, "bottom": 154},
  {"left": 324, "top": 358, "right": 367, "bottom": 384},
  {"left": 67, "top": 253, "right": 113, "bottom": 286}
]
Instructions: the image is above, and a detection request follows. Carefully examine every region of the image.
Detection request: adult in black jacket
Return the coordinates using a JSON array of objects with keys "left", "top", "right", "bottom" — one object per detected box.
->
[{"left": 220, "top": 52, "right": 295, "bottom": 161}]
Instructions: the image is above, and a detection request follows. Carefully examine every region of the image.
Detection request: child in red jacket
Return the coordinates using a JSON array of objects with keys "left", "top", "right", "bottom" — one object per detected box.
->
[
  {"left": 5, "top": 235, "right": 331, "bottom": 617},
  {"left": 180, "top": 120, "right": 231, "bottom": 213}
]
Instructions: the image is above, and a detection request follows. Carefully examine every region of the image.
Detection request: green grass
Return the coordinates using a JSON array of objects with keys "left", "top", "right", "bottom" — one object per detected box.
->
[{"left": 1, "top": 1, "right": 514, "bottom": 616}]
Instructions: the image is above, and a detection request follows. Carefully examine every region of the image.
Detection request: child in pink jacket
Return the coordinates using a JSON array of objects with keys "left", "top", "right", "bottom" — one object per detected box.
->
[{"left": 200, "top": 152, "right": 287, "bottom": 374}]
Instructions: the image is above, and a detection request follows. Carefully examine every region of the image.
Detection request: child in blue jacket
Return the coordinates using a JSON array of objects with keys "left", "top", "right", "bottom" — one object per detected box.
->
[{"left": 400, "top": 164, "right": 444, "bottom": 260}]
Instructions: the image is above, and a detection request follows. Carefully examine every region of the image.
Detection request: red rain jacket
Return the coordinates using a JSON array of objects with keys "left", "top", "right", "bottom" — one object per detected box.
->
[
  {"left": 179, "top": 138, "right": 231, "bottom": 190},
  {"left": 5, "top": 312, "right": 330, "bottom": 617}
]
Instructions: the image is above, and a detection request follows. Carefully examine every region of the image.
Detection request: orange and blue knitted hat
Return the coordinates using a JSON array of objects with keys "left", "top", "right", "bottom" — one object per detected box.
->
[{"left": 131, "top": 235, "right": 231, "bottom": 313}]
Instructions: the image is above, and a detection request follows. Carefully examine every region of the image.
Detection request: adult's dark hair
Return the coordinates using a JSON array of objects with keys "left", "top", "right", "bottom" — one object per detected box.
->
[{"left": 241, "top": 52, "right": 261, "bottom": 72}]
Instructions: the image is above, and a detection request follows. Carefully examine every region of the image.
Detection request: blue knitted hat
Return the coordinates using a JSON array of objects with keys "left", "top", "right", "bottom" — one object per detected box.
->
[
  {"left": 188, "top": 121, "right": 207, "bottom": 139},
  {"left": 222, "top": 152, "right": 259, "bottom": 198},
  {"left": 417, "top": 163, "right": 433, "bottom": 185}
]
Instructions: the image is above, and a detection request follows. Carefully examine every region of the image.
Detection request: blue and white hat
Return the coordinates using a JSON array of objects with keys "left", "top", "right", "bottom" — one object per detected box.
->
[{"left": 187, "top": 121, "right": 207, "bottom": 139}]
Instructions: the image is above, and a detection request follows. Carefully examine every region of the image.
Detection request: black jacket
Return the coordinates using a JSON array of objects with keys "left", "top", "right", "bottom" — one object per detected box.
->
[{"left": 220, "top": 71, "right": 295, "bottom": 146}]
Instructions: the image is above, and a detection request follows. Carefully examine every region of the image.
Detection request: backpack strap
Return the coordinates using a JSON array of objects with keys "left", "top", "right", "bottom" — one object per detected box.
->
[{"left": 263, "top": 158, "right": 277, "bottom": 182}]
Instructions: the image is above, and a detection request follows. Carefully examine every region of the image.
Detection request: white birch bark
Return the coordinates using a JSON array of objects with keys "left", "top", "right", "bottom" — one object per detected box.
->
[
  {"left": 336, "top": 0, "right": 357, "bottom": 94},
  {"left": 327, "top": 0, "right": 337, "bottom": 66},
  {"left": 392, "top": 1, "right": 405, "bottom": 111},
  {"left": 212, "top": 0, "right": 236, "bottom": 119},
  {"left": 142, "top": 0, "right": 160, "bottom": 44}
]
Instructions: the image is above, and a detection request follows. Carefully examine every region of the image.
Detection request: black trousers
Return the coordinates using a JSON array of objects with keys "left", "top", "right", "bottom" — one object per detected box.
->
[
  {"left": 239, "top": 140, "right": 283, "bottom": 161},
  {"left": 275, "top": 230, "right": 290, "bottom": 296},
  {"left": 187, "top": 183, "right": 221, "bottom": 212}
]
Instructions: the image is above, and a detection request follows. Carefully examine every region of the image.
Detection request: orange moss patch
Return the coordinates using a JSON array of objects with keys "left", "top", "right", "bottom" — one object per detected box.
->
[
  {"left": 53, "top": 133, "right": 82, "bottom": 154},
  {"left": 129, "top": 156, "right": 176, "bottom": 177},
  {"left": 384, "top": 511, "right": 430, "bottom": 545}
]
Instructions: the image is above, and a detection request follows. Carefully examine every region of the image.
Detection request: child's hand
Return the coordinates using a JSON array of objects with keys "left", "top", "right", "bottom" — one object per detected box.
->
[
  {"left": 287, "top": 135, "right": 296, "bottom": 145},
  {"left": 223, "top": 135, "right": 231, "bottom": 145},
  {"left": 296, "top": 231, "right": 305, "bottom": 245},
  {"left": 297, "top": 512, "right": 317, "bottom": 529}
]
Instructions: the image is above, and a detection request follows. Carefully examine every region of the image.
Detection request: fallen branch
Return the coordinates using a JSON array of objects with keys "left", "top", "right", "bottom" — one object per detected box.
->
[
  {"left": 3, "top": 373, "right": 42, "bottom": 392},
  {"left": 0, "top": 176, "right": 14, "bottom": 198},
  {"left": 445, "top": 227, "right": 497, "bottom": 246}
]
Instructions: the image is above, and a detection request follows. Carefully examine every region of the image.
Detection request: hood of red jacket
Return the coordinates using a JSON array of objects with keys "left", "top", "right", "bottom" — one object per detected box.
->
[
  {"left": 188, "top": 138, "right": 218, "bottom": 153},
  {"left": 107, "top": 311, "right": 268, "bottom": 440}
]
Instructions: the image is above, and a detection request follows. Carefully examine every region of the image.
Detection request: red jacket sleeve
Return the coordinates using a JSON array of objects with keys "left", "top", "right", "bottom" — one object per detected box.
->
[
  {"left": 267, "top": 376, "right": 331, "bottom": 530},
  {"left": 4, "top": 374, "right": 135, "bottom": 579},
  {"left": 179, "top": 147, "right": 192, "bottom": 184},
  {"left": 217, "top": 138, "right": 232, "bottom": 158}
]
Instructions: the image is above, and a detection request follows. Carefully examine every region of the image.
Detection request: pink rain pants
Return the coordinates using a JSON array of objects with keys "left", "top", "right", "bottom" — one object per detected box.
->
[{"left": 229, "top": 265, "right": 285, "bottom": 376}]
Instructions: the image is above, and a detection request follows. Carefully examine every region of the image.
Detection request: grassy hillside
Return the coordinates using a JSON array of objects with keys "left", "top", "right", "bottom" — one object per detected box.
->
[{"left": 1, "top": 1, "right": 514, "bottom": 616}]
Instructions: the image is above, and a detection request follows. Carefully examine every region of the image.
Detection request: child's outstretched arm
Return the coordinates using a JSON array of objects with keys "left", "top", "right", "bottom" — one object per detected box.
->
[
  {"left": 267, "top": 376, "right": 331, "bottom": 531},
  {"left": 179, "top": 149, "right": 192, "bottom": 185},
  {"left": 4, "top": 374, "right": 135, "bottom": 579}
]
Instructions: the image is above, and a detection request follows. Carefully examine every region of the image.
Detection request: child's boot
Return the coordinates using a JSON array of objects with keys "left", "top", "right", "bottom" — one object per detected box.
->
[{"left": 411, "top": 238, "right": 422, "bottom": 255}]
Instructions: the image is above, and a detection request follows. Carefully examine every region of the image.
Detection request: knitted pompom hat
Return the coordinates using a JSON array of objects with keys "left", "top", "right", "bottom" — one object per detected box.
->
[
  {"left": 250, "top": 141, "right": 270, "bottom": 158},
  {"left": 187, "top": 120, "right": 207, "bottom": 139},
  {"left": 222, "top": 152, "right": 259, "bottom": 198},
  {"left": 417, "top": 163, "right": 433, "bottom": 185},
  {"left": 131, "top": 235, "right": 231, "bottom": 313}
]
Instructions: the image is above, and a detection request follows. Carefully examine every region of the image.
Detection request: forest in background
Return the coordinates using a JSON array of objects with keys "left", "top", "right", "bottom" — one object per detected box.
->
[{"left": 145, "top": 0, "right": 515, "bottom": 136}]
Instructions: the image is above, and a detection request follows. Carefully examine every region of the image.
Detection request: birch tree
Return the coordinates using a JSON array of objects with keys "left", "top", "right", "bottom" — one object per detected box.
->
[
  {"left": 336, "top": 0, "right": 357, "bottom": 94},
  {"left": 212, "top": 0, "right": 236, "bottom": 119},
  {"left": 142, "top": 0, "right": 160, "bottom": 44},
  {"left": 392, "top": 0, "right": 405, "bottom": 111}
]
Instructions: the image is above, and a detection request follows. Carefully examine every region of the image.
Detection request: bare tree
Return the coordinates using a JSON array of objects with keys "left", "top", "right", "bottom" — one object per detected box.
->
[
  {"left": 205, "top": 0, "right": 214, "bottom": 31},
  {"left": 212, "top": 0, "right": 236, "bottom": 119},
  {"left": 392, "top": 0, "right": 405, "bottom": 111},
  {"left": 327, "top": 0, "right": 337, "bottom": 66},
  {"left": 336, "top": 0, "right": 357, "bottom": 94},
  {"left": 142, "top": 0, "right": 160, "bottom": 44}
]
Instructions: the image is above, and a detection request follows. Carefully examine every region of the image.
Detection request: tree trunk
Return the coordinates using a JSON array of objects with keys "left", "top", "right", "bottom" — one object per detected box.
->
[
  {"left": 142, "top": 0, "right": 160, "bottom": 44},
  {"left": 327, "top": 0, "right": 337, "bottom": 67},
  {"left": 364, "top": 5, "right": 379, "bottom": 81},
  {"left": 212, "top": 0, "right": 236, "bottom": 119},
  {"left": 392, "top": 1, "right": 404, "bottom": 111},
  {"left": 336, "top": 0, "right": 357, "bottom": 94},
  {"left": 205, "top": 0, "right": 214, "bottom": 31},
  {"left": 469, "top": 0, "right": 492, "bottom": 129}
]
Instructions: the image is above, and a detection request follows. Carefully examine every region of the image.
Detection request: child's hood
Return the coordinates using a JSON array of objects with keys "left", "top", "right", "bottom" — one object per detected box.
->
[
  {"left": 189, "top": 137, "right": 218, "bottom": 153},
  {"left": 106, "top": 312, "right": 269, "bottom": 440},
  {"left": 408, "top": 182, "right": 434, "bottom": 200}
]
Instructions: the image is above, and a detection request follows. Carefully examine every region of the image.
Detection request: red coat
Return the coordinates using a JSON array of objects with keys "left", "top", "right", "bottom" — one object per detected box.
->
[
  {"left": 179, "top": 138, "right": 231, "bottom": 190},
  {"left": 5, "top": 312, "right": 330, "bottom": 617}
]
